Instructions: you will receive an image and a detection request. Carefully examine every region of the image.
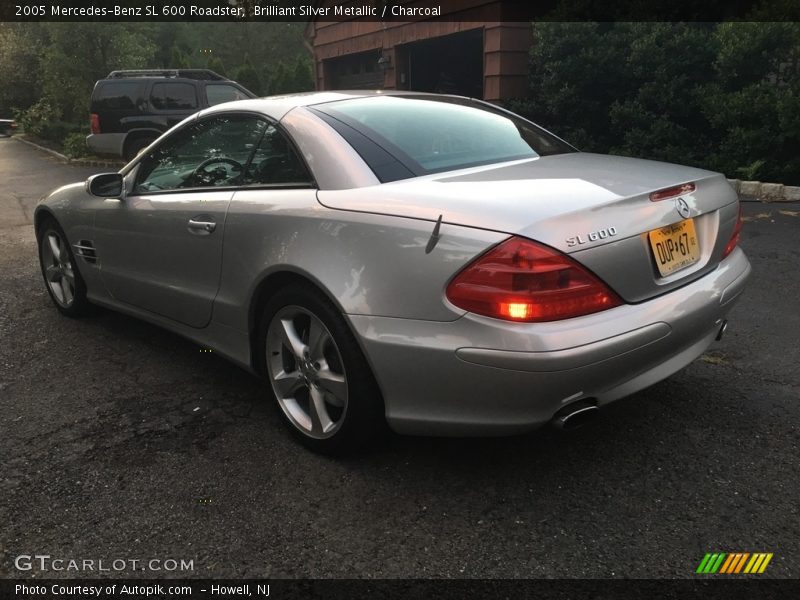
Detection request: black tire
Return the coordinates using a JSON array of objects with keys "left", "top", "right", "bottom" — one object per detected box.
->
[
  {"left": 123, "top": 136, "right": 156, "bottom": 162},
  {"left": 258, "top": 283, "right": 386, "bottom": 454},
  {"left": 37, "top": 217, "right": 93, "bottom": 317}
]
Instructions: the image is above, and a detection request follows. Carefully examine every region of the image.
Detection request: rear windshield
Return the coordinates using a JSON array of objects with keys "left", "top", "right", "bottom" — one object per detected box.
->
[
  {"left": 311, "top": 95, "right": 575, "bottom": 180},
  {"left": 206, "top": 84, "right": 251, "bottom": 106}
]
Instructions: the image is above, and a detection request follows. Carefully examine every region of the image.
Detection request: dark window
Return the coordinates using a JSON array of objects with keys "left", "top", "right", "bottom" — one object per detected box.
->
[
  {"left": 94, "top": 83, "right": 141, "bottom": 110},
  {"left": 242, "top": 125, "right": 313, "bottom": 186},
  {"left": 150, "top": 82, "right": 198, "bottom": 110},
  {"left": 312, "top": 96, "right": 576, "bottom": 180},
  {"left": 133, "top": 115, "right": 267, "bottom": 193},
  {"left": 206, "top": 84, "right": 249, "bottom": 106}
]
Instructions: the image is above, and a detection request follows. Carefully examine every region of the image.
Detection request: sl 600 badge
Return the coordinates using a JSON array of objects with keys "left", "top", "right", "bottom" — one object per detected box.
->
[{"left": 566, "top": 227, "right": 618, "bottom": 247}]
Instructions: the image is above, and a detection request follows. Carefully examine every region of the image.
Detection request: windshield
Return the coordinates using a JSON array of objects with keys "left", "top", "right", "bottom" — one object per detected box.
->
[{"left": 311, "top": 95, "right": 575, "bottom": 181}]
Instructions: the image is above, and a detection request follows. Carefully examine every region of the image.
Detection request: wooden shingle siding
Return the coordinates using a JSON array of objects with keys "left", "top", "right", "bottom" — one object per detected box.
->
[{"left": 307, "top": 1, "right": 533, "bottom": 103}]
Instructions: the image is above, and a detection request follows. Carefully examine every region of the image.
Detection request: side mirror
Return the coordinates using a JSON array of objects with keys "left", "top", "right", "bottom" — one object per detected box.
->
[{"left": 86, "top": 173, "right": 124, "bottom": 198}]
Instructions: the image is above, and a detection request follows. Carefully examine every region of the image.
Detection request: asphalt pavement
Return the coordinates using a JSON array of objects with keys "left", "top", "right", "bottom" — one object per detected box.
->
[{"left": 0, "top": 136, "right": 798, "bottom": 579}]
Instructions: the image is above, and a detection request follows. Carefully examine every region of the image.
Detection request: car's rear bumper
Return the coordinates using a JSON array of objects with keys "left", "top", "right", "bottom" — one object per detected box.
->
[
  {"left": 348, "top": 247, "right": 751, "bottom": 436},
  {"left": 86, "top": 133, "right": 125, "bottom": 156}
]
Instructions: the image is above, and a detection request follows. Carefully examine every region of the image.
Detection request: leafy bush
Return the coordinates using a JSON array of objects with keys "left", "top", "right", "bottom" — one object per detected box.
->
[
  {"left": 14, "top": 97, "right": 61, "bottom": 138},
  {"left": 702, "top": 22, "right": 800, "bottom": 184},
  {"left": 521, "top": 22, "right": 800, "bottom": 185},
  {"left": 14, "top": 96, "right": 86, "bottom": 145},
  {"left": 62, "top": 132, "right": 90, "bottom": 158},
  {"left": 39, "top": 120, "right": 82, "bottom": 143}
]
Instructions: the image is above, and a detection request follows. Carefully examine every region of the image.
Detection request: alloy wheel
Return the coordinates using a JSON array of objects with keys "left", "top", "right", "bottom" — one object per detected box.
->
[
  {"left": 41, "top": 230, "right": 76, "bottom": 308},
  {"left": 265, "top": 306, "right": 349, "bottom": 439}
]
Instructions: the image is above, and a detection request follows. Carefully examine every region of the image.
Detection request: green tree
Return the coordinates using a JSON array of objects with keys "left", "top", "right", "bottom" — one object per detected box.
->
[
  {"left": 234, "top": 55, "right": 261, "bottom": 95},
  {"left": 0, "top": 24, "right": 46, "bottom": 115},
  {"left": 170, "top": 46, "right": 190, "bottom": 69},
  {"left": 265, "top": 63, "right": 286, "bottom": 95},
  {"left": 207, "top": 56, "right": 226, "bottom": 77},
  {"left": 152, "top": 23, "right": 180, "bottom": 68},
  {"left": 291, "top": 56, "right": 315, "bottom": 92},
  {"left": 607, "top": 23, "right": 717, "bottom": 165},
  {"left": 40, "top": 23, "right": 156, "bottom": 121},
  {"left": 522, "top": 23, "right": 636, "bottom": 151},
  {"left": 517, "top": 22, "right": 800, "bottom": 184},
  {"left": 2, "top": 21, "right": 315, "bottom": 148},
  {"left": 702, "top": 22, "right": 800, "bottom": 183}
]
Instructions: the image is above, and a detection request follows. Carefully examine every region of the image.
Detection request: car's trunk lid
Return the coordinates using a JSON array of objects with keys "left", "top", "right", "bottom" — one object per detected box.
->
[{"left": 317, "top": 153, "right": 740, "bottom": 302}]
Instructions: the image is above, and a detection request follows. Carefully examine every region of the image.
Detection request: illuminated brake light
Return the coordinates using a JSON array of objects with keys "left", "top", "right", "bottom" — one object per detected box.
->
[
  {"left": 722, "top": 204, "right": 743, "bottom": 259},
  {"left": 446, "top": 237, "right": 623, "bottom": 322},
  {"left": 650, "top": 182, "right": 696, "bottom": 202}
]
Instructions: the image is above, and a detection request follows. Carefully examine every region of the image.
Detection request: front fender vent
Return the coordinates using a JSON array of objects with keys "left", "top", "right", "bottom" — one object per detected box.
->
[{"left": 73, "top": 240, "right": 98, "bottom": 264}]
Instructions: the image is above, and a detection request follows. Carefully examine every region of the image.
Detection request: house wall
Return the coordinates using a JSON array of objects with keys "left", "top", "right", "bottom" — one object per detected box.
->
[{"left": 307, "top": 2, "right": 532, "bottom": 102}]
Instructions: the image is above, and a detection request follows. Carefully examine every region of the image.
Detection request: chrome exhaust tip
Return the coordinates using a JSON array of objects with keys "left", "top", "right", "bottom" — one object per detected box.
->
[
  {"left": 552, "top": 400, "right": 599, "bottom": 431},
  {"left": 716, "top": 319, "right": 728, "bottom": 341}
]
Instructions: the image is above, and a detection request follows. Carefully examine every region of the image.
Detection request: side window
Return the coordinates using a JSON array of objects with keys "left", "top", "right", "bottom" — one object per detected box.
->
[
  {"left": 242, "top": 126, "right": 313, "bottom": 186},
  {"left": 133, "top": 115, "right": 267, "bottom": 193},
  {"left": 150, "top": 83, "right": 198, "bottom": 110},
  {"left": 206, "top": 84, "right": 250, "bottom": 106},
  {"left": 95, "top": 83, "right": 141, "bottom": 110}
]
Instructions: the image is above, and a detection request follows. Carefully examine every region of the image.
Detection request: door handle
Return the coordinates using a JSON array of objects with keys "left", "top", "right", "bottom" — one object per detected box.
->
[{"left": 188, "top": 219, "right": 216, "bottom": 234}]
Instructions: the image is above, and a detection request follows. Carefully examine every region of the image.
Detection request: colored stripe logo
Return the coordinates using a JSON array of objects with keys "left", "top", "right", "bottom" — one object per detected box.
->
[{"left": 696, "top": 552, "right": 773, "bottom": 574}]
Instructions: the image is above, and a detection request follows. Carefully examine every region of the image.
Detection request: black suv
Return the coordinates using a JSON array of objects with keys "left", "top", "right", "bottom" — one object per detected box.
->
[{"left": 87, "top": 69, "right": 255, "bottom": 161}]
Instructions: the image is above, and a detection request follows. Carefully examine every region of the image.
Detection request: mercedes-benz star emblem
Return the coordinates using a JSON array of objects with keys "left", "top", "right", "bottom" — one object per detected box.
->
[{"left": 675, "top": 197, "right": 691, "bottom": 219}]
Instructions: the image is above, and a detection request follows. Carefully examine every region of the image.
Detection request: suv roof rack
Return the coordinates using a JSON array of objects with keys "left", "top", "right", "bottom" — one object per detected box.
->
[{"left": 106, "top": 69, "right": 226, "bottom": 81}]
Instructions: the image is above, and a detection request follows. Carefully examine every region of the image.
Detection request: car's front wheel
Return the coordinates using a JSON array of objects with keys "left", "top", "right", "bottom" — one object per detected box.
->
[
  {"left": 37, "top": 219, "right": 92, "bottom": 317},
  {"left": 260, "top": 284, "right": 385, "bottom": 454}
]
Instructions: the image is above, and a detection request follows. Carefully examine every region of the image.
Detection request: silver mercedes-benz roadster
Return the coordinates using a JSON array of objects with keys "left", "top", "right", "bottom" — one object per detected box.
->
[{"left": 35, "top": 92, "right": 750, "bottom": 453}]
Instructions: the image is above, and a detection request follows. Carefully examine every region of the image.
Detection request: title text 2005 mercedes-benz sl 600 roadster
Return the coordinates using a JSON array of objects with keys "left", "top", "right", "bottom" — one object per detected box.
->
[{"left": 35, "top": 92, "right": 750, "bottom": 453}]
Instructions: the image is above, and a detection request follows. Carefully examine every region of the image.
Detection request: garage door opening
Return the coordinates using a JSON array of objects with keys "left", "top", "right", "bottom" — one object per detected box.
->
[
  {"left": 398, "top": 29, "right": 484, "bottom": 98},
  {"left": 324, "top": 50, "right": 384, "bottom": 90}
]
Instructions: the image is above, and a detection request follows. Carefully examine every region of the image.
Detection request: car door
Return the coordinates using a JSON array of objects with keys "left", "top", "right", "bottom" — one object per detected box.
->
[{"left": 94, "top": 113, "right": 268, "bottom": 328}]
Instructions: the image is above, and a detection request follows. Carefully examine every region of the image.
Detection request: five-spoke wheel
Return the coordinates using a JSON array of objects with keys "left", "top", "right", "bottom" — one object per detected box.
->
[
  {"left": 266, "top": 306, "right": 349, "bottom": 439},
  {"left": 260, "top": 284, "right": 385, "bottom": 453},
  {"left": 41, "top": 229, "right": 76, "bottom": 307},
  {"left": 37, "top": 219, "right": 91, "bottom": 317}
]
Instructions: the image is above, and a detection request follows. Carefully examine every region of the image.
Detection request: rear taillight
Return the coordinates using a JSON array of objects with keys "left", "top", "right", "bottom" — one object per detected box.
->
[
  {"left": 650, "top": 182, "right": 695, "bottom": 202},
  {"left": 90, "top": 113, "right": 100, "bottom": 134},
  {"left": 722, "top": 204, "right": 743, "bottom": 259},
  {"left": 10, "top": 122, "right": 17, "bottom": 129},
  {"left": 446, "top": 237, "right": 623, "bottom": 322}
]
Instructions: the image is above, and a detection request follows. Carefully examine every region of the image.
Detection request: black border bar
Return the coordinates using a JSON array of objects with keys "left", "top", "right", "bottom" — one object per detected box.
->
[
  {"left": 1, "top": 0, "right": 799, "bottom": 22},
  {"left": 3, "top": 579, "right": 800, "bottom": 600}
]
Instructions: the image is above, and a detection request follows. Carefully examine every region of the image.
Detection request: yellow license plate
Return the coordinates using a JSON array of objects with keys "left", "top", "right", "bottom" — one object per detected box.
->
[{"left": 648, "top": 218, "right": 700, "bottom": 277}]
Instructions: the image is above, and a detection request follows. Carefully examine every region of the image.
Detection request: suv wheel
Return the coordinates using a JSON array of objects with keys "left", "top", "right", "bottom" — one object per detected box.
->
[{"left": 124, "top": 137, "right": 156, "bottom": 161}]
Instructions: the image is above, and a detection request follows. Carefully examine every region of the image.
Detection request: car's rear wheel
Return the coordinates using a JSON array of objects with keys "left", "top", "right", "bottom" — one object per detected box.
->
[
  {"left": 260, "top": 284, "right": 385, "bottom": 454},
  {"left": 38, "top": 219, "right": 92, "bottom": 317}
]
